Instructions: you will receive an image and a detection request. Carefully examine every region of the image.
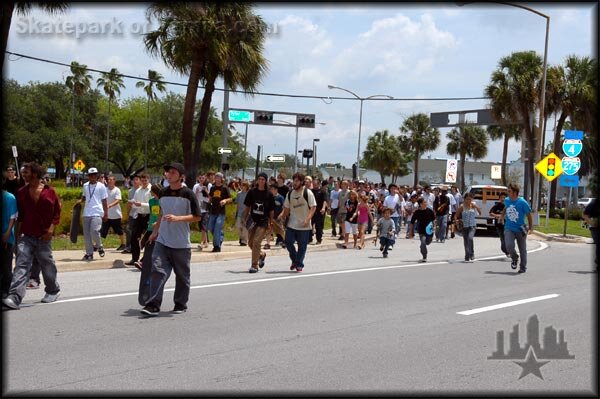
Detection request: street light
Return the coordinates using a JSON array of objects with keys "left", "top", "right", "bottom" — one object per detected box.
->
[
  {"left": 312, "top": 138, "right": 320, "bottom": 176},
  {"left": 327, "top": 85, "right": 393, "bottom": 179},
  {"left": 457, "top": 1, "right": 549, "bottom": 224}
]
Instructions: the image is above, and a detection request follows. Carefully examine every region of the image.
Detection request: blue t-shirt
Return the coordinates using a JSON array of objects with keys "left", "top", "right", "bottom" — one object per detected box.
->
[
  {"left": 2, "top": 190, "right": 18, "bottom": 245},
  {"left": 273, "top": 193, "right": 284, "bottom": 217},
  {"left": 503, "top": 196, "right": 531, "bottom": 233}
]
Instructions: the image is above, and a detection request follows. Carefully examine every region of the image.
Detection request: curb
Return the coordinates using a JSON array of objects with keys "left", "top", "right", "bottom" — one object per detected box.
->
[{"left": 531, "top": 230, "right": 590, "bottom": 244}]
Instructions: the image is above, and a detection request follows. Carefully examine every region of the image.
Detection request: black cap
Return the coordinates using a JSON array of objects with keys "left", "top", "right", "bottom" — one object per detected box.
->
[
  {"left": 164, "top": 162, "right": 185, "bottom": 175},
  {"left": 257, "top": 172, "right": 268, "bottom": 180}
]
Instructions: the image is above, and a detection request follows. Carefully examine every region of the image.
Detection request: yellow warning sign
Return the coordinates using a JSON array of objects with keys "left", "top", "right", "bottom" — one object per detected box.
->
[
  {"left": 535, "top": 152, "right": 562, "bottom": 182},
  {"left": 74, "top": 159, "right": 86, "bottom": 172}
]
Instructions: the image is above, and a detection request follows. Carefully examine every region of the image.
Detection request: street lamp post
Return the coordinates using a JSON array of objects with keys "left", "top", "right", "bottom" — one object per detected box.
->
[
  {"left": 457, "top": 2, "right": 550, "bottom": 224},
  {"left": 312, "top": 138, "right": 320, "bottom": 176},
  {"left": 327, "top": 85, "right": 393, "bottom": 179}
]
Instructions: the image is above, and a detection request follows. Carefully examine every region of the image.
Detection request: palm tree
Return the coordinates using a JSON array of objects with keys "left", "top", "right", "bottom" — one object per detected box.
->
[
  {"left": 486, "top": 125, "right": 521, "bottom": 186},
  {"left": 362, "top": 130, "right": 402, "bottom": 183},
  {"left": 96, "top": 68, "right": 125, "bottom": 173},
  {"left": 143, "top": 3, "right": 269, "bottom": 184},
  {"left": 136, "top": 69, "right": 167, "bottom": 170},
  {"left": 398, "top": 113, "right": 440, "bottom": 188},
  {"left": 64, "top": 61, "right": 92, "bottom": 182},
  {"left": 1, "top": 2, "right": 68, "bottom": 72},
  {"left": 446, "top": 124, "right": 489, "bottom": 193}
]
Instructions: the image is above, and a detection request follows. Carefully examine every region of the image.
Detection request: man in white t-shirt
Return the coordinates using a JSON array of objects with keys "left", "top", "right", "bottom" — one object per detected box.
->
[
  {"left": 100, "top": 175, "right": 125, "bottom": 250},
  {"left": 422, "top": 186, "right": 436, "bottom": 210},
  {"left": 78, "top": 167, "right": 108, "bottom": 261},
  {"left": 383, "top": 184, "right": 401, "bottom": 233}
]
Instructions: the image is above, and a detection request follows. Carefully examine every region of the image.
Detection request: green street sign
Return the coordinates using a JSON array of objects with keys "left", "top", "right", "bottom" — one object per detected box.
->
[{"left": 229, "top": 110, "right": 251, "bottom": 122}]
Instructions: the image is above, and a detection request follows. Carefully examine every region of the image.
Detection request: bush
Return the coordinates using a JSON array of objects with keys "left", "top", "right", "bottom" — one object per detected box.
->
[{"left": 555, "top": 207, "right": 582, "bottom": 221}]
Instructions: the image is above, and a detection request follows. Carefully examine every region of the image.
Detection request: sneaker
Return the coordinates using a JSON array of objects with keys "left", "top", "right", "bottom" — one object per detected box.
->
[
  {"left": 83, "top": 254, "right": 93, "bottom": 261},
  {"left": 239, "top": 241, "right": 247, "bottom": 247},
  {"left": 140, "top": 305, "right": 159, "bottom": 316},
  {"left": 249, "top": 267, "right": 259, "bottom": 273},
  {"left": 380, "top": 245, "right": 384, "bottom": 251},
  {"left": 280, "top": 242, "right": 286, "bottom": 248},
  {"left": 133, "top": 261, "right": 143, "bottom": 270},
  {"left": 263, "top": 244, "right": 271, "bottom": 249},
  {"left": 259, "top": 253, "right": 266, "bottom": 268},
  {"left": 211, "top": 247, "right": 221, "bottom": 253},
  {"left": 419, "top": 258, "right": 427, "bottom": 263},
  {"left": 2, "top": 297, "right": 19, "bottom": 310},
  {"left": 332, "top": 233, "right": 337, "bottom": 237},
  {"left": 470, "top": 257, "right": 475, "bottom": 261},
  {"left": 124, "top": 260, "right": 136, "bottom": 266},
  {"left": 440, "top": 240, "right": 445, "bottom": 244},
  {"left": 172, "top": 304, "right": 187, "bottom": 314},
  {"left": 337, "top": 236, "right": 344, "bottom": 241},
  {"left": 389, "top": 245, "right": 393, "bottom": 251},
  {"left": 93, "top": 246, "right": 98, "bottom": 252},
  {"left": 383, "top": 253, "right": 388, "bottom": 258},
  {"left": 290, "top": 263, "right": 297, "bottom": 271},
  {"left": 41, "top": 293, "right": 60, "bottom": 303},
  {"left": 511, "top": 258, "right": 518, "bottom": 270},
  {"left": 451, "top": 232, "right": 455, "bottom": 239},
  {"left": 518, "top": 268, "right": 527, "bottom": 274},
  {"left": 316, "top": 240, "right": 322, "bottom": 245},
  {"left": 464, "top": 259, "right": 474, "bottom": 263},
  {"left": 197, "top": 245, "right": 204, "bottom": 251},
  {"left": 98, "top": 247, "right": 105, "bottom": 257},
  {"left": 295, "top": 267, "right": 303, "bottom": 273},
  {"left": 121, "top": 248, "right": 131, "bottom": 254},
  {"left": 26, "top": 280, "right": 40, "bottom": 289}
]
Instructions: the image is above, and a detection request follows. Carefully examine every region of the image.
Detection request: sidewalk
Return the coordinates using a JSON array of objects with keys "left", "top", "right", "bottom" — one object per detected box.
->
[{"left": 52, "top": 233, "right": 375, "bottom": 272}]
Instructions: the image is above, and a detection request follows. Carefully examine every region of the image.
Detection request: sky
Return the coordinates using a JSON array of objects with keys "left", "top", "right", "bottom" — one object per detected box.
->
[{"left": 5, "top": 2, "right": 597, "bottom": 168}]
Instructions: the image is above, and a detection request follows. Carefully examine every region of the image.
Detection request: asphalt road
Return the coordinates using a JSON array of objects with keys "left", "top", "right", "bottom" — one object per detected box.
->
[{"left": 3, "top": 236, "right": 597, "bottom": 396}]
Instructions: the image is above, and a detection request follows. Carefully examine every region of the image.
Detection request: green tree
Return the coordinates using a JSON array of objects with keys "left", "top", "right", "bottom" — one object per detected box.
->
[
  {"left": 64, "top": 61, "right": 93, "bottom": 179},
  {"left": 362, "top": 129, "right": 410, "bottom": 184},
  {"left": 96, "top": 68, "right": 126, "bottom": 173},
  {"left": 398, "top": 113, "right": 440, "bottom": 188},
  {"left": 446, "top": 124, "right": 489, "bottom": 192},
  {"left": 143, "top": 3, "right": 269, "bottom": 185},
  {"left": 136, "top": 69, "right": 167, "bottom": 170}
]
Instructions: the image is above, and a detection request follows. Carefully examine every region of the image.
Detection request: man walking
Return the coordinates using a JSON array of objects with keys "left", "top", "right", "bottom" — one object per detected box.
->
[
  {"left": 3, "top": 162, "right": 61, "bottom": 309},
  {"left": 243, "top": 172, "right": 275, "bottom": 273},
  {"left": 100, "top": 175, "right": 126, "bottom": 251},
  {"left": 336, "top": 180, "right": 350, "bottom": 241},
  {"left": 500, "top": 183, "right": 533, "bottom": 273},
  {"left": 207, "top": 172, "right": 232, "bottom": 252},
  {"left": 489, "top": 192, "right": 509, "bottom": 257},
  {"left": 125, "top": 173, "right": 151, "bottom": 266},
  {"left": 2, "top": 187, "right": 18, "bottom": 298},
  {"left": 141, "top": 163, "right": 201, "bottom": 316},
  {"left": 122, "top": 174, "right": 140, "bottom": 254},
  {"left": 310, "top": 179, "right": 328, "bottom": 245},
  {"left": 278, "top": 172, "right": 316, "bottom": 272},
  {"left": 78, "top": 167, "right": 108, "bottom": 261}
]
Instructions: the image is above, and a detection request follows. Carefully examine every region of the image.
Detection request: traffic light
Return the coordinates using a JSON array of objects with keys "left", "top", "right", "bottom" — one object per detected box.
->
[
  {"left": 254, "top": 112, "right": 273, "bottom": 124},
  {"left": 221, "top": 163, "right": 230, "bottom": 171},
  {"left": 547, "top": 157, "right": 556, "bottom": 177},
  {"left": 302, "top": 149, "right": 313, "bottom": 159},
  {"left": 297, "top": 114, "right": 316, "bottom": 128}
]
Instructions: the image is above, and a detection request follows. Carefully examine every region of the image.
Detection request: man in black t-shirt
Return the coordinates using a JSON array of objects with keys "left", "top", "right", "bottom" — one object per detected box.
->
[
  {"left": 489, "top": 192, "right": 509, "bottom": 256},
  {"left": 243, "top": 173, "right": 275, "bottom": 273},
  {"left": 310, "top": 179, "right": 328, "bottom": 244},
  {"left": 409, "top": 198, "right": 436, "bottom": 262},
  {"left": 207, "top": 172, "right": 232, "bottom": 252}
]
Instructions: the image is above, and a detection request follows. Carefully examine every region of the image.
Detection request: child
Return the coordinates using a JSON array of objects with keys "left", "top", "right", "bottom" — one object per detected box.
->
[
  {"left": 377, "top": 208, "right": 396, "bottom": 258},
  {"left": 356, "top": 194, "right": 374, "bottom": 249},
  {"left": 265, "top": 183, "right": 285, "bottom": 249},
  {"left": 409, "top": 197, "right": 436, "bottom": 263},
  {"left": 344, "top": 190, "right": 359, "bottom": 249}
]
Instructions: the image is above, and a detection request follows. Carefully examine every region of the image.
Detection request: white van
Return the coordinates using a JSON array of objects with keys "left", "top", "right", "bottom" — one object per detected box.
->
[{"left": 463, "top": 185, "right": 508, "bottom": 230}]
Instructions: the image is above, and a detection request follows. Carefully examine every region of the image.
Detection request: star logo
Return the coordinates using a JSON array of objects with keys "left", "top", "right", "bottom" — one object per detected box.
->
[{"left": 513, "top": 347, "right": 550, "bottom": 380}]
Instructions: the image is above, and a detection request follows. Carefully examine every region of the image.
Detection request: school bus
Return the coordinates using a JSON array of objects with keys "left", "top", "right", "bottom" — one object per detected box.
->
[{"left": 463, "top": 185, "right": 508, "bottom": 230}]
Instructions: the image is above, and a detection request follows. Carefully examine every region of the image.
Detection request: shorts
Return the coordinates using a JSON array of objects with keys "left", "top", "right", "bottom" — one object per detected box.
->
[
  {"left": 344, "top": 221, "right": 358, "bottom": 235},
  {"left": 357, "top": 222, "right": 368, "bottom": 229},
  {"left": 100, "top": 218, "right": 124, "bottom": 238},
  {"left": 336, "top": 212, "right": 347, "bottom": 225},
  {"left": 199, "top": 213, "right": 209, "bottom": 232},
  {"left": 450, "top": 212, "right": 456, "bottom": 223}
]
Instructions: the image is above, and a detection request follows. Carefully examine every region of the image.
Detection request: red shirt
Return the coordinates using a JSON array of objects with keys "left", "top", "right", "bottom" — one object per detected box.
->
[{"left": 16, "top": 184, "right": 61, "bottom": 237}]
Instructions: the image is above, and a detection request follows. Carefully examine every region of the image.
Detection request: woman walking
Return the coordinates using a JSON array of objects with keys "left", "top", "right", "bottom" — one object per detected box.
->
[
  {"left": 343, "top": 190, "right": 359, "bottom": 249},
  {"left": 356, "top": 194, "right": 373, "bottom": 249},
  {"left": 456, "top": 192, "right": 481, "bottom": 262}
]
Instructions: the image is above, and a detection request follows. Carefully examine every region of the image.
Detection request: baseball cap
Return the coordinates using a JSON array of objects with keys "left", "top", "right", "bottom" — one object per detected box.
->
[
  {"left": 257, "top": 172, "right": 268, "bottom": 180},
  {"left": 88, "top": 167, "right": 98, "bottom": 174},
  {"left": 164, "top": 162, "right": 185, "bottom": 175}
]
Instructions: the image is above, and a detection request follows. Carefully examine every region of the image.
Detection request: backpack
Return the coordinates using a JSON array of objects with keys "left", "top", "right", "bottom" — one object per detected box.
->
[{"left": 286, "top": 187, "right": 310, "bottom": 210}]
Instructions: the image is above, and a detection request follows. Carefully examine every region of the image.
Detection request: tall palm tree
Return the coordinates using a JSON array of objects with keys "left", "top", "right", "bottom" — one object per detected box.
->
[
  {"left": 446, "top": 124, "right": 489, "bottom": 193},
  {"left": 144, "top": 3, "right": 269, "bottom": 184},
  {"left": 1, "top": 2, "right": 68, "bottom": 73},
  {"left": 96, "top": 68, "right": 125, "bottom": 173},
  {"left": 136, "top": 69, "right": 167, "bottom": 170},
  {"left": 486, "top": 125, "right": 521, "bottom": 186},
  {"left": 65, "top": 61, "right": 92, "bottom": 181},
  {"left": 398, "top": 113, "right": 440, "bottom": 188},
  {"left": 362, "top": 130, "right": 402, "bottom": 183}
]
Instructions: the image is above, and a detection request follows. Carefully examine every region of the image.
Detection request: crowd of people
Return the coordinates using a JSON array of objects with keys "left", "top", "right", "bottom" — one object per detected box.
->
[{"left": 3, "top": 161, "right": 597, "bottom": 315}]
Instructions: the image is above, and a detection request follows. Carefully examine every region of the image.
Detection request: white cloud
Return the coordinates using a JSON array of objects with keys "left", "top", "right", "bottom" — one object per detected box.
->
[{"left": 290, "top": 67, "right": 329, "bottom": 90}]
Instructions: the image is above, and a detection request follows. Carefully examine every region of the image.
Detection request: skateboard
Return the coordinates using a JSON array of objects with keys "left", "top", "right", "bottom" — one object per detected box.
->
[{"left": 70, "top": 203, "right": 82, "bottom": 244}]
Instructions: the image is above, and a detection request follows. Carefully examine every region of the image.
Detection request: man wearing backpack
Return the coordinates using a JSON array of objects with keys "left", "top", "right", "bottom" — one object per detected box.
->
[{"left": 278, "top": 172, "right": 316, "bottom": 272}]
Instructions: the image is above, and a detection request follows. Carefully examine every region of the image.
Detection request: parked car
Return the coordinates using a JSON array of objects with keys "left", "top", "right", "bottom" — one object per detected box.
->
[{"left": 577, "top": 197, "right": 595, "bottom": 208}]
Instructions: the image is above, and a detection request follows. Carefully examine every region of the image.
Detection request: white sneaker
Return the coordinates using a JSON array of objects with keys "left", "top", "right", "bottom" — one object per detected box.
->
[{"left": 41, "top": 293, "right": 60, "bottom": 303}]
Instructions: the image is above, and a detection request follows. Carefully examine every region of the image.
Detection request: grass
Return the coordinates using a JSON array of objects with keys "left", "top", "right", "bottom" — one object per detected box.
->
[{"left": 534, "top": 215, "right": 591, "bottom": 238}]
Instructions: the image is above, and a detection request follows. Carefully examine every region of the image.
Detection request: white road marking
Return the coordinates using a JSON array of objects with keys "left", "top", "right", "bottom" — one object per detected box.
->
[
  {"left": 456, "top": 293, "right": 560, "bottom": 315},
  {"left": 47, "top": 242, "right": 550, "bottom": 306}
]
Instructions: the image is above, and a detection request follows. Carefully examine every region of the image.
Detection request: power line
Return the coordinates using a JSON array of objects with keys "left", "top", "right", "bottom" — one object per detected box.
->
[{"left": 6, "top": 50, "right": 491, "bottom": 102}]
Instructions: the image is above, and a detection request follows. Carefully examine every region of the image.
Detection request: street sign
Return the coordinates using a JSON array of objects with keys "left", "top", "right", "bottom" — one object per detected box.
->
[
  {"left": 564, "top": 130, "right": 584, "bottom": 140},
  {"left": 561, "top": 157, "right": 581, "bottom": 176},
  {"left": 491, "top": 165, "right": 502, "bottom": 180},
  {"left": 559, "top": 174, "right": 579, "bottom": 188},
  {"left": 265, "top": 154, "right": 285, "bottom": 163},
  {"left": 535, "top": 152, "right": 562, "bottom": 182},
  {"left": 446, "top": 159, "right": 458, "bottom": 172},
  {"left": 562, "top": 139, "right": 583, "bottom": 157},
  {"left": 445, "top": 170, "right": 457, "bottom": 183},
  {"left": 74, "top": 159, "right": 85, "bottom": 172},
  {"left": 11, "top": 146, "right": 18, "bottom": 158},
  {"left": 228, "top": 110, "right": 252, "bottom": 122},
  {"left": 217, "top": 147, "right": 232, "bottom": 155}
]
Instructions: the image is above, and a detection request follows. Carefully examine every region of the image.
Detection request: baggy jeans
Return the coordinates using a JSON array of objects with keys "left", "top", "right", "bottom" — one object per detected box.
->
[
  {"left": 208, "top": 214, "right": 225, "bottom": 249},
  {"left": 285, "top": 228, "right": 310, "bottom": 269},
  {"left": 83, "top": 216, "right": 103, "bottom": 256},
  {"left": 504, "top": 229, "right": 528, "bottom": 270},
  {"left": 379, "top": 236, "right": 395, "bottom": 255},
  {"left": 7, "top": 235, "right": 60, "bottom": 305},
  {"left": 419, "top": 234, "right": 432, "bottom": 259},
  {"left": 436, "top": 215, "right": 448, "bottom": 241},
  {"left": 462, "top": 226, "right": 476, "bottom": 260},
  {"left": 145, "top": 241, "right": 191, "bottom": 309}
]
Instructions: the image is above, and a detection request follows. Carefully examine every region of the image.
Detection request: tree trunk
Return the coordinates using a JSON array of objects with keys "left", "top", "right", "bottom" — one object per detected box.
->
[
  {"left": 54, "top": 157, "right": 65, "bottom": 179},
  {"left": 501, "top": 134, "right": 509, "bottom": 186},
  {"left": 413, "top": 150, "right": 420, "bottom": 188},
  {"left": 379, "top": 171, "right": 385, "bottom": 184},
  {"left": 0, "top": 3, "right": 15, "bottom": 77},
  {"left": 460, "top": 153, "right": 466, "bottom": 193},
  {"left": 181, "top": 60, "right": 202, "bottom": 181},
  {"left": 549, "top": 112, "right": 568, "bottom": 213},
  {"left": 191, "top": 66, "right": 217, "bottom": 186}
]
